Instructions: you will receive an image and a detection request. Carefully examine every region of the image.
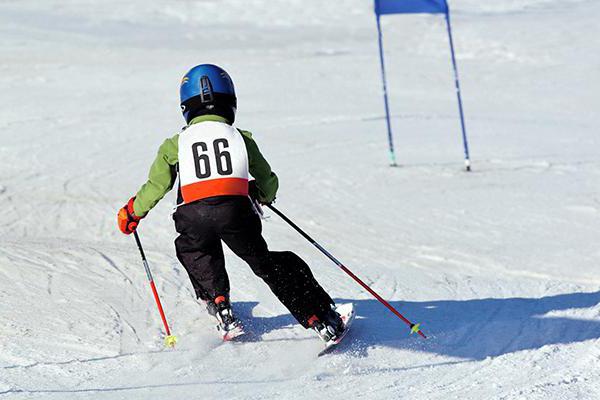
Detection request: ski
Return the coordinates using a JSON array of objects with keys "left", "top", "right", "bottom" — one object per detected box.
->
[
  {"left": 219, "top": 322, "right": 245, "bottom": 341},
  {"left": 318, "top": 303, "right": 355, "bottom": 357}
]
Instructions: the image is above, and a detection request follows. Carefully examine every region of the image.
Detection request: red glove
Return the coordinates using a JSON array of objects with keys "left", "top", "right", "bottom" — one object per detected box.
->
[{"left": 117, "top": 197, "right": 143, "bottom": 234}]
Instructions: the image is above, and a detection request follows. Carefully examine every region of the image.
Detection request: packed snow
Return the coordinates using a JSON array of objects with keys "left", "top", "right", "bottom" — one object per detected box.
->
[{"left": 0, "top": 0, "right": 599, "bottom": 399}]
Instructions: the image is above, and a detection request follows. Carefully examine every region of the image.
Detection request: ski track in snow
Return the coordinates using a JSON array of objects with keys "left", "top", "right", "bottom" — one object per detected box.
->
[{"left": 1, "top": 0, "right": 599, "bottom": 399}]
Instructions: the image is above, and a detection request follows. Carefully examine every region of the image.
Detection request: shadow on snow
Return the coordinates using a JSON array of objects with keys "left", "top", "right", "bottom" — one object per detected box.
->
[
  {"left": 333, "top": 290, "right": 600, "bottom": 360},
  {"left": 234, "top": 291, "right": 600, "bottom": 360}
]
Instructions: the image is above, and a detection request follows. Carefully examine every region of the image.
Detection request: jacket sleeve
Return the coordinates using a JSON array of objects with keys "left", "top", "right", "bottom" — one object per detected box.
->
[
  {"left": 240, "top": 130, "right": 279, "bottom": 203},
  {"left": 133, "top": 134, "right": 179, "bottom": 216}
]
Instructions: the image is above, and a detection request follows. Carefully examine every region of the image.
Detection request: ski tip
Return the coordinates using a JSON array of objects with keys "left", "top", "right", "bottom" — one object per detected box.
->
[
  {"left": 222, "top": 328, "right": 246, "bottom": 342},
  {"left": 164, "top": 335, "right": 178, "bottom": 348}
]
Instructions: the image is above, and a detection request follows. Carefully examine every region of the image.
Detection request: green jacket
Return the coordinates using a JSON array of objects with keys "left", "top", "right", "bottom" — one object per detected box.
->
[{"left": 133, "top": 115, "right": 278, "bottom": 216}]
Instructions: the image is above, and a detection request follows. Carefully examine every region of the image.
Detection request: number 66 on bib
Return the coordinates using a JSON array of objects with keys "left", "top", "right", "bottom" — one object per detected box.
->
[{"left": 178, "top": 121, "right": 250, "bottom": 204}]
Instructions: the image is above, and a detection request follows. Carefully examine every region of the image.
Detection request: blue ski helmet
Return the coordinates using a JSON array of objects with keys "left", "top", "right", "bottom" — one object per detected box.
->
[{"left": 180, "top": 64, "right": 237, "bottom": 124}]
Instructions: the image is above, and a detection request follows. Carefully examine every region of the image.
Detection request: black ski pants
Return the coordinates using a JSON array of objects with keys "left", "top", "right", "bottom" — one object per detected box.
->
[{"left": 173, "top": 196, "right": 333, "bottom": 328}]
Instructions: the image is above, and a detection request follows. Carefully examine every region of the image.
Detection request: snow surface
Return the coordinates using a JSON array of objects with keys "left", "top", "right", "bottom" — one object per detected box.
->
[{"left": 1, "top": 0, "right": 599, "bottom": 398}]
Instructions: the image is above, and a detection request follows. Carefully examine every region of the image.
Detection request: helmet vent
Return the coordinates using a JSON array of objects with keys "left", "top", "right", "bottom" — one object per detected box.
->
[{"left": 199, "top": 76, "right": 214, "bottom": 103}]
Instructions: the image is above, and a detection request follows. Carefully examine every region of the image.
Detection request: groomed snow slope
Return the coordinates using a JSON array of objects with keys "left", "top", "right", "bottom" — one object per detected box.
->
[{"left": 1, "top": 1, "right": 599, "bottom": 399}]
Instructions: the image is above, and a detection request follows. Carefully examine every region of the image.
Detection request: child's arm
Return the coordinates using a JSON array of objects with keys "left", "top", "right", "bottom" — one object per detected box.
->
[
  {"left": 240, "top": 130, "right": 278, "bottom": 204},
  {"left": 133, "top": 134, "right": 179, "bottom": 217}
]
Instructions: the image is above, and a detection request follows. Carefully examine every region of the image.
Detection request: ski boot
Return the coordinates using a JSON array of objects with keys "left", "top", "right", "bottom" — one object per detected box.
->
[
  {"left": 206, "top": 295, "right": 245, "bottom": 341},
  {"left": 308, "top": 307, "right": 345, "bottom": 343}
]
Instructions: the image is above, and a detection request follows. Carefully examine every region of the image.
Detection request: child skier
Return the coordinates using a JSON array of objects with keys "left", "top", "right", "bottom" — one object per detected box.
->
[{"left": 117, "top": 64, "right": 344, "bottom": 342}]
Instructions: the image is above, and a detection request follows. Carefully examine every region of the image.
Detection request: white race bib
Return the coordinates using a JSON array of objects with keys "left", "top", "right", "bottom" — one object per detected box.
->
[{"left": 178, "top": 121, "right": 249, "bottom": 203}]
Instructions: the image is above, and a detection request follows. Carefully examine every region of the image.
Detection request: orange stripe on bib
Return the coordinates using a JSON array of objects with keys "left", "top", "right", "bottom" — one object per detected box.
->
[{"left": 181, "top": 177, "right": 248, "bottom": 203}]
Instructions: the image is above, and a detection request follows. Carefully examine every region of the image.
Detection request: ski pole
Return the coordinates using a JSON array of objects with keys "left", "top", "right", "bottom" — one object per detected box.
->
[
  {"left": 133, "top": 231, "right": 178, "bottom": 348},
  {"left": 266, "top": 204, "right": 426, "bottom": 339}
]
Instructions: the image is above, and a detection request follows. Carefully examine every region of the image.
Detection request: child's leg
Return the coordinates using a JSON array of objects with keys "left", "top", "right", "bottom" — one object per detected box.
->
[
  {"left": 268, "top": 251, "right": 335, "bottom": 327},
  {"left": 175, "top": 234, "right": 229, "bottom": 301},
  {"left": 173, "top": 205, "right": 230, "bottom": 302},
  {"left": 218, "top": 199, "right": 335, "bottom": 328}
]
